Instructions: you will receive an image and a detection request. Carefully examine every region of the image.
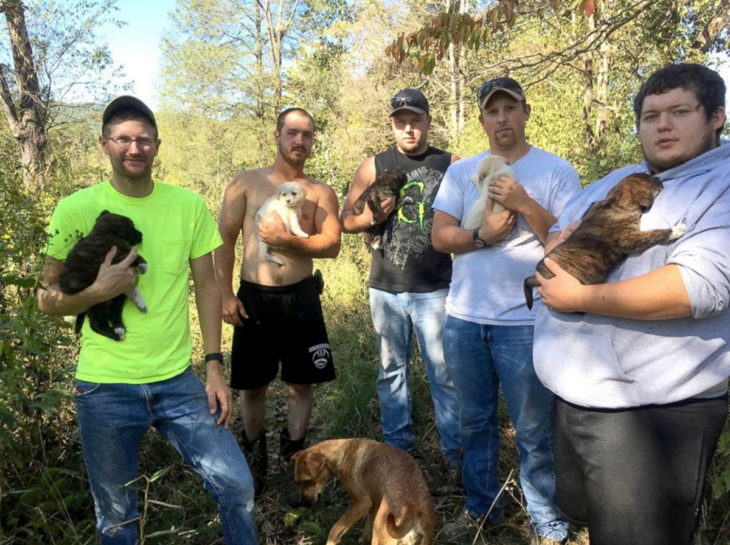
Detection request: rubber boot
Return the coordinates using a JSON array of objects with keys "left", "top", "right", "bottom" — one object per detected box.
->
[
  {"left": 280, "top": 428, "right": 306, "bottom": 507},
  {"left": 241, "top": 429, "right": 267, "bottom": 497}
]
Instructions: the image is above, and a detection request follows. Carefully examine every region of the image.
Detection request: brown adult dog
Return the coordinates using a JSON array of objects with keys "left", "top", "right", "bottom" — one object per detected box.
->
[
  {"left": 523, "top": 173, "right": 685, "bottom": 309},
  {"left": 290, "top": 438, "right": 435, "bottom": 545}
]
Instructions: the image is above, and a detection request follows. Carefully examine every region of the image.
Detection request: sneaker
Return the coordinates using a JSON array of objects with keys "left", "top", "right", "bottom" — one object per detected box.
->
[{"left": 440, "top": 510, "right": 486, "bottom": 543}]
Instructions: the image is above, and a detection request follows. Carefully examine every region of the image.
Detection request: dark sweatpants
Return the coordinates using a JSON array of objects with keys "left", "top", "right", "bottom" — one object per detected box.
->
[{"left": 554, "top": 395, "right": 727, "bottom": 545}]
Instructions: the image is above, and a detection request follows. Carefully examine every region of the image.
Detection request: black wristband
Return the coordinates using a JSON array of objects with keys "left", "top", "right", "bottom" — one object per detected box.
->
[{"left": 204, "top": 352, "right": 223, "bottom": 363}]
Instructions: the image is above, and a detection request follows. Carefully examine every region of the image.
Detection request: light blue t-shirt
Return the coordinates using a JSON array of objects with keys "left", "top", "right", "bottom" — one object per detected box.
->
[{"left": 433, "top": 146, "right": 581, "bottom": 325}]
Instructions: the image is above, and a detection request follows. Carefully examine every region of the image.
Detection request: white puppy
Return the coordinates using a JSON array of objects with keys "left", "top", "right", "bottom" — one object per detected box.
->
[
  {"left": 256, "top": 181, "right": 309, "bottom": 266},
  {"left": 463, "top": 154, "right": 515, "bottom": 230}
]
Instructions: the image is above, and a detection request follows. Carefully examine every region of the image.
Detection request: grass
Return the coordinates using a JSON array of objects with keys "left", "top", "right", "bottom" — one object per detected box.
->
[{"left": 2, "top": 238, "right": 730, "bottom": 544}]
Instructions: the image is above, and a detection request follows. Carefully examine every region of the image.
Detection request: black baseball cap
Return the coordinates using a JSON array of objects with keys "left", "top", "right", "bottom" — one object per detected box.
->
[
  {"left": 102, "top": 95, "right": 157, "bottom": 130},
  {"left": 390, "top": 88, "right": 430, "bottom": 116},
  {"left": 477, "top": 77, "right": 526, "bottom": 109}
]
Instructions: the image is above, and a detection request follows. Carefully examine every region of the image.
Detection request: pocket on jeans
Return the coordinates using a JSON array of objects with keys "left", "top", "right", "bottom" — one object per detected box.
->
[{"left": 73, "top": 380, "right": 101, "bottom": 397}]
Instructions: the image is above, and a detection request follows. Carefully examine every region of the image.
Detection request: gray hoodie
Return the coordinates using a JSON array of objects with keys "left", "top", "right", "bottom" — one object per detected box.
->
[{"left": 534, "top": 142, "right": 730, "bottom": 408}]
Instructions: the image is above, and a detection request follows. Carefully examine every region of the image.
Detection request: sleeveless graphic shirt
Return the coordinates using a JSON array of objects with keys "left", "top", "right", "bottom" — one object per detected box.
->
[{"left": 369, "top": 146, "right": 453, "bottom": 293}]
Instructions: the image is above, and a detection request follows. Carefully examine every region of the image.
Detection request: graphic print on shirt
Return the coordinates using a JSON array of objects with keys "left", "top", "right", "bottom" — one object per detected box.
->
[{"left": 382, "top": 165, "right": 441, "bottom": 270}]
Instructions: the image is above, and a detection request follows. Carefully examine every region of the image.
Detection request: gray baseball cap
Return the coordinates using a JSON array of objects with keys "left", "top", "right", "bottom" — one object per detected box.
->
[{"left": 102, "top": 95, "right": 157, "bottom": 130}]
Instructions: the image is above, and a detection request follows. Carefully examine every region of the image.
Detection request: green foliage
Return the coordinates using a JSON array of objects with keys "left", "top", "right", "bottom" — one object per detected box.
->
[
  {"left": 3, "top": 0, "right": 730, "bottom": 542},
  {"left": 0, "top": 151, "right": 92, "bottom": 543}
]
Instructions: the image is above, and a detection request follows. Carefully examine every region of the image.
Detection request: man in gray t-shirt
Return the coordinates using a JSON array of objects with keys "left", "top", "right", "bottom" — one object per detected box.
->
[{"left": 432, "top": 77, "right": 580, "bottom": 544}]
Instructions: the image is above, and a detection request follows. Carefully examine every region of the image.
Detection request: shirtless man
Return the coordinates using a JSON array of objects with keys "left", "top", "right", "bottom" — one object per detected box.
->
[{"left": 215, "top": 108, "right": 341, "bottom": 495}]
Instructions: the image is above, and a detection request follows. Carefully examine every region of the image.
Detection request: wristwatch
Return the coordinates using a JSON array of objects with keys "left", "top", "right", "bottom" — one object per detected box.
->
[
  {"left": 204, "top": 352, "right": 224, "bottom": 363},
  {"left": 472, "top": 228, "right": 489, "bottom": 249}
]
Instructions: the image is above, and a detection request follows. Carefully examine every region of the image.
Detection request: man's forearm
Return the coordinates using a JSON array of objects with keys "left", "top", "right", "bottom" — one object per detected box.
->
[
  {"left": 214, "top": 244, "right": 237, "bottom": 298},
  {"left": 279, "top": 232, "right": 341, "bottom": 258},
  {"left": 518, "top": 200, "right": 556, "bottom": 245},
  {"left": 540, "top": 262, "right": 692, "bottom": 320},
  {"left": 340, "top": 210, "right": 372, "bottom": 234},
  {"left": 578, "top": 267, "right": 691, "bottom": 320},
  {"left": 195, "top": 279, "right": 223, "bottom": 356},
  {"left": 38, "top": 283, "right": 104, "bottom": 317}
]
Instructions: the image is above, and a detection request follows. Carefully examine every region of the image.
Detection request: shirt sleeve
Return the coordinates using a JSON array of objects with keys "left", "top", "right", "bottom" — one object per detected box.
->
[
  {"left": 45, "top": 197, "right": 85, "bottom": 260},
  {"left": 670, "top": 184, "right": 730, "bottom": 319},
  {"left": 546, "top": 162, "right": 582, "bottom": 217},
  {"left": 433, "top": 162, "right": 467, "bottom": 222},
  {"left": 190, "top": 194, "right": 223, "bottom": 260}
]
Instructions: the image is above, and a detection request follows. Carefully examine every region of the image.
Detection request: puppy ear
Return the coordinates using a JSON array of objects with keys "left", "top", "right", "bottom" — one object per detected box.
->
[
  {"left": 299, "top": 186, "right": 307, "bottom": 199},
  {"left": 636, "top": 187, "right": 654, "bottom": 210},
  {"left": 300, "top": 451, "right": 326, "bottom": 479}
]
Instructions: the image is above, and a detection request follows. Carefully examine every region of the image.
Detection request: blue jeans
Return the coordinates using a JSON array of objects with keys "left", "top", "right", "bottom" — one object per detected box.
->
[
  {"left": 369, "top": 288, "right": 462, "bottom": 466},
  {"left": 75, "top": 367, "right": 258, "bottom": 544},
  {"left": 442, "top": 317, "right": 567, "bottom": 541}
]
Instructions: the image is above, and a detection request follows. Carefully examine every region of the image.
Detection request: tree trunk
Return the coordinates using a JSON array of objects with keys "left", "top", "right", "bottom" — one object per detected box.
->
[{"left": 0, "top": 0, "right": 47, "bottom": 190}]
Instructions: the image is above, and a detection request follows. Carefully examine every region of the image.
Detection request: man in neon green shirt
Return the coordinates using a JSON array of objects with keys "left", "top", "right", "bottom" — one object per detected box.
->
[{"left": 38, "top": 96, "right": 258, "bottom": 544}]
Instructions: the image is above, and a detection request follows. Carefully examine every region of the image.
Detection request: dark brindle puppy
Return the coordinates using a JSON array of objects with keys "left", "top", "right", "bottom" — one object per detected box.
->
[
  {"left": 353, "top": 170, "right": 409, "bottom": 251},
  {"left": 523, "top": 173, "right": 685, "bottom": 309},
  {"left": 59, "top": 211, "right": 148, "bottom": 341}
]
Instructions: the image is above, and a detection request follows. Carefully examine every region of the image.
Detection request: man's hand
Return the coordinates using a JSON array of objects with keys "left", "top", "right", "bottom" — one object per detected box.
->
[
  {"left": 353, "top": 197, "right": 396, "bottom": 227},
  {"left": 479, "top": 199, "right": 516, "bottom": 244},
  {"left": 205, "top": 361, "right": 233, "bottom": 428},
  {"left": 257, "top": 214, "right": 289, "bottom": 247},
  {"left": 222, "top": 293, "right": 247, "bottom": 326},
  {"left": 488, "top": 175, "right": 530, "bottom": 213},
  {"left": 371, "top": 197, "right": 396, "bottom": 225},
  {"left": 91, "top": 246, "right": 139, "bottom": 300},
  {"left": 536, "top": 257, "right": 585, "bottom": 312}
]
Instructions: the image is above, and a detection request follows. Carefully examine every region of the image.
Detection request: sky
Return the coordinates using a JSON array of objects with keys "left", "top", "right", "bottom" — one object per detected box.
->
[
  {"left": 99, "top": 0, "right": 178, "bottom": 109},
  {"left": 100, "top": 1, "right": 730, "bottom": 112}
]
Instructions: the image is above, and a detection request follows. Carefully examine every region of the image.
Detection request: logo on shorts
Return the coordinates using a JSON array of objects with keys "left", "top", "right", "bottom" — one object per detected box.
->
[{"left": 309, "top": 343, "right": 331, "bottom": 370}]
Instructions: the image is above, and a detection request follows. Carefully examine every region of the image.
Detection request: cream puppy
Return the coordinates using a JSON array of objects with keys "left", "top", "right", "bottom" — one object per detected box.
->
[
  {"left": 463, "top": 154, "right": 515, "bottom": 230},
  {"left": 256, "top": 181, "right": 309, "bottom": 266}
]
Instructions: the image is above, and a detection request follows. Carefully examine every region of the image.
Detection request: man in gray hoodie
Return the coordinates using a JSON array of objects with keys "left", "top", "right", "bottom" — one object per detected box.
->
[{"left": 533, "top": 63, "right": 728, "bottom": 545}]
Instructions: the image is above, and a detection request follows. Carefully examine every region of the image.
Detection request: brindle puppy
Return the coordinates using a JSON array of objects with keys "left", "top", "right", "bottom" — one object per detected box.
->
[
  {"left": 523, "top": 173, "right": 686, "bottom": 309},
  {"left": 59, "top": 211, "right": 148, "bottom": 340},
  {"left": 353, "top": 170, "right": 409, "bottom": 251}
]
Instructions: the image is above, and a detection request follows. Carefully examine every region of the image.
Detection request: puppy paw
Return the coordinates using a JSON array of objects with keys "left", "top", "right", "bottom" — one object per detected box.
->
[
  {"left": 114, "top": 327, "right": 125, "bottom": 341},
  {"left": 137, "top": 262, "right": 148, "bottom": 274},
  {"left": 670, "top": 223, "right": 687, "bottom": 240}
]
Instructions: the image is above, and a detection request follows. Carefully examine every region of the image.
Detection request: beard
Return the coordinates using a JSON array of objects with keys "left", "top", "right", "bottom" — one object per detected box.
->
[{"left": 279, "top": 142, "right": 310, "bottom": 166}]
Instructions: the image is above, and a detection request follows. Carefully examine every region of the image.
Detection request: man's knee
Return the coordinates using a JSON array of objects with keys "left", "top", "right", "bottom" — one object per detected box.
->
[
  {"left": 287, "top": 383, "right": 312, "bottom": 402},
  {"left": 242, "top": 386, "right": 267, "bottom": 404}
]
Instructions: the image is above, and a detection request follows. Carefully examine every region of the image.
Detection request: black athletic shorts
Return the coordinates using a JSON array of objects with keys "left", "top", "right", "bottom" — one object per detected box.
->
[{"left": 230, "top": 274, "right": 335, "bottom": 390}]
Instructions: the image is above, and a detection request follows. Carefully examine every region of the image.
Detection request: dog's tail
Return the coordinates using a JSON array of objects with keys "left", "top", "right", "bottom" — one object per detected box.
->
[
  {"left": 386, "top": 506, "right": 418, "bottom": 540},
  {"left": 523, "top": 276, "right": 538, "bottom": 310}
]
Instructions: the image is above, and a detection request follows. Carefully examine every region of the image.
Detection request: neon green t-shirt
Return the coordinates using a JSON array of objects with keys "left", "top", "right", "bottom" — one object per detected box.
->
[{"left": 46, "top": 181, "right": 222, "bottom": 384}]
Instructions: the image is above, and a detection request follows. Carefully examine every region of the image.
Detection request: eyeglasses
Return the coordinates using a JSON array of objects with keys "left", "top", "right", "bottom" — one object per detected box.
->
[
  {"left": 106, "top": 136, "right": 157, "bottom": 149},
  {"left": 477, "top": 77, "right": 524, "bottom": 105},
  {"left": 390, "top": 96, "right": 429, "bottom": 111}
]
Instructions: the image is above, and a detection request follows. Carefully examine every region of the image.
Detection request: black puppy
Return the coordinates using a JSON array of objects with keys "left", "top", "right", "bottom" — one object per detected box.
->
[
  {"left": 352, "top": 170, "right": 409, "bottom": 251},
  {"left": 59, "top": 211, "right": 148, "bottom": 341},
  {"left": 523, "top": 173, "right": 686, "bottom": 309}
]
